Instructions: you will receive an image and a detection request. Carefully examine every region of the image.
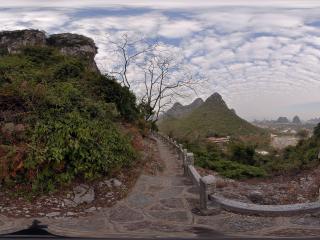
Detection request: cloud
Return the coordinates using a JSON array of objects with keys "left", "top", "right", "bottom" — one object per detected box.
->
[
  {"left": 4, "top": 0, "right": 320, "bottom": 9},
  {"left": 0, "top": 1, "right": 320, "bottom": 120},
  {"left": 158, "top": 19, "right": 202, "bottom": 38}
]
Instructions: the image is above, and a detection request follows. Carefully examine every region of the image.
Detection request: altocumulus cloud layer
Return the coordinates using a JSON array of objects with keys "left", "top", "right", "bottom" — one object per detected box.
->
[{"left": 1, "top": 0, "right": 320, "bottom": 120}]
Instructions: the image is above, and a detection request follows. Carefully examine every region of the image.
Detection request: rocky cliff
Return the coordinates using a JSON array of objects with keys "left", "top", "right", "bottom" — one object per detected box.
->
[
  {"left": 0, "top": 30, "right": 46, "bottom": 54},
  {"left": 0, "top": 29, "right": 98, "bottom": 72}
]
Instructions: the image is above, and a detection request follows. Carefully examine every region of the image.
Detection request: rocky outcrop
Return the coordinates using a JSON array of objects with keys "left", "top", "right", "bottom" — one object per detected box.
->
[
  {"left": 47, "top": 33, "right": 98, "bottom": 72},
  {"left": 0, "top": 29, "right": 99, "bottom": 72},
  {"left": 0, "top": 30, "right": 46, "bottom": 54}
]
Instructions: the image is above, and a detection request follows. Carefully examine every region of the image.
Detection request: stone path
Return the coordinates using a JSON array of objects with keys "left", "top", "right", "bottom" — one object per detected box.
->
[{"left": 2, "top": 137, "right": 320, "bottom": 238}]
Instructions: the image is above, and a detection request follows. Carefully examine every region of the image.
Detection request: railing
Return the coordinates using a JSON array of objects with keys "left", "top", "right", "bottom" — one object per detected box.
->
[
  {"left": 153, "top": 132, "right": 215, "bottom": 211},
  {"left": 153, "top": 131, "right": 320, "bottom": 216}
]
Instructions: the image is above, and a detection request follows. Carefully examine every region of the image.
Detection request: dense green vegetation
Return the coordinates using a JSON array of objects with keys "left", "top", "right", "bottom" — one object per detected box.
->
[
  {"left": 185, "top": 140, "right": 267, "bottom": 179},
  {"left": 277, "top": 124, "right": 320, "bottom": 172},
  {"left": 160, "top": 93, "right": 320, "bottom": 179},
  {"left": 182, "top": 123, "right": 320, "bottom": 179},
  {"left": 0, "top": 46, "right": 140, "bottom": 192}
]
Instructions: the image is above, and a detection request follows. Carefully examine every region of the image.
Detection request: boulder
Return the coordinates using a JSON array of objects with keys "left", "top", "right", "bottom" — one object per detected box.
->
[
  {"left": 201, "top": 175, "right": 216, "bottom": 185},
  {"left": 63, "top": 199, "right": 77, "bottom": 207},
  {"left": 46, "top": 212, "right": 61, "bottom": 217},
  {"left": 73, "top": 184, "right": 95, "bottom": 205},
  {"left": 112, "top": 178, "right": 122, "bottom": 187},
  {"left": 102, "top": 178, "right": 122, "bottom": 188},
  {"left": 66, "top": 211, "right": 76, "bottom": 216},
  {"left": 247, "top": 190, "right": 264, "bottom": 204},
  {"left": 102, "top": 179, "right": 112, "bottom": 188},
  {"left": 84, "top": 206, "right": 96, "bottom": 213}
]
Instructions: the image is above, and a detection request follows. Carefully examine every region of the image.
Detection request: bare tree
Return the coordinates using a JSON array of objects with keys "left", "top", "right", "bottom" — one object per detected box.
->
[
  {"left": 108, "top": 33, "right": 203, "bottom": 122},
  {"left": 109, "top": 34, "right": 156, "bottom": 88},
  {"left": 140, "top": 54, "right": 199, "bottom": 121}
]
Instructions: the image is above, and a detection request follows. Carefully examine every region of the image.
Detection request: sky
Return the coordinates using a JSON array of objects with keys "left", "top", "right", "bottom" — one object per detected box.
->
[{"left": 1, "top": 0, "right": 320, "bottom": 121}]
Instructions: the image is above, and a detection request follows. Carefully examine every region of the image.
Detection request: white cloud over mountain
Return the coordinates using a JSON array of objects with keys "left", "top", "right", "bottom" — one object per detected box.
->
[{"left": 1, "top": 1, "right": 320, "bottom": 120}]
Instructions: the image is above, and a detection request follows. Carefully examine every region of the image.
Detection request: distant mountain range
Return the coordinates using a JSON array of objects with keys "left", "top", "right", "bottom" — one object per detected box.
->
[
  {"left": 158, "top": 93, "right": 264, "bottom": 140},
  {"left": 307, "top": 118, "right": 320, "bottom": 124},
  {"left": 253, "top": 116, "right": 319, "bottom": 125}
]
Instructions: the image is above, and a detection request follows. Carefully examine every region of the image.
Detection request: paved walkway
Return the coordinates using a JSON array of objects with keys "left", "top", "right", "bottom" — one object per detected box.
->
[{"left": 2, "top": 137, "right": 320, "bottom": 238}]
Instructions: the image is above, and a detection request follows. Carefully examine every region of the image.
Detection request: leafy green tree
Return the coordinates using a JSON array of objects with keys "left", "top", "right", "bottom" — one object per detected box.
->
[
  {"left": 90, "top": 74, "right": 139, "bottom": 122},
  {"left": 230, "top": 143, "right": 256, "bottom": 165},
  {"left": 314, "top": 123, "right": 320, "bottom": 139}
]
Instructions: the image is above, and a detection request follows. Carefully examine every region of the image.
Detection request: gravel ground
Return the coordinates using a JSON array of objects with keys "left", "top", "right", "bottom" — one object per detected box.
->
[{"left": 197, "top": 166, "right": 320, "bottom": 205}]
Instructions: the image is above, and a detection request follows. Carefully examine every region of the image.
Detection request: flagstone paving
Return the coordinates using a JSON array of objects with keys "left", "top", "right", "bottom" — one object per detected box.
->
[{"left": 2, "top": 137, "right": 320, "bottom": 238}]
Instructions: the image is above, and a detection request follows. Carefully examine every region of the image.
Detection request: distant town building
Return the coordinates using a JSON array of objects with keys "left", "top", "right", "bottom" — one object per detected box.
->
[
  {"left": 255, "top": 150, "right": 270, "bottom": 156},
  {"left": 289, "top": 129, "right": 297, "bottom": 134},
  {"left": 207, "top": 136, "right": 230, "bottom": 144}
]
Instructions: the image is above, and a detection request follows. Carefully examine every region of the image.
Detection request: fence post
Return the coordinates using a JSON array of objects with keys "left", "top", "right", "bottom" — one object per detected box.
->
[
  {"left": 172, "top": 140, "right": 177, "bottom": 151},
  {"left": 186, "top": 152, "right": 194, "bottom": 165},
  {"left": 199, "top": 175, "right": 216, "bottom": 210},
  {"left": 182, "top": 149, "right": 188, "bottom": 175},
  {"left": 184, "top": 152, "right": 194, "bottom": 176},
  {"left": 178, "top": 144, "right": 183, "bottom": 160}
]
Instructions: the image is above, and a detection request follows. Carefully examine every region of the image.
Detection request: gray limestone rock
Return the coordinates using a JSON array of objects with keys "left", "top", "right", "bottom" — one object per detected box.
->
[
  {"left": 46, "top": 212, "right": 61, "bottom": 217},
  {"left": 247, "top": 190, "right": 264, "bottom": 204},
  {"left": 73, "top": 184, "right": 95, "bottom": 205},
  {"left": 85, "top": 207, "right": 97, "bottom": 213},
  {"left": 0, "top": 29, "right": 99, "bottom": 72},
  {"left": 0, "top": 30, "right": 45, "bottom": 54},
  {"left": 112, "top": 179, "right": 122, "bottom": 187}
]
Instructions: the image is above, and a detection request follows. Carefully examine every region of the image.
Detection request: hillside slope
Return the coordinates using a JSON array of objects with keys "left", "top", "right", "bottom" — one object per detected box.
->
[
  {"left": 0, "top": 30, "right": 139, "bottom": 192},
  {"left": 159, "top": 93, "right": 264, "bottom": 140}
]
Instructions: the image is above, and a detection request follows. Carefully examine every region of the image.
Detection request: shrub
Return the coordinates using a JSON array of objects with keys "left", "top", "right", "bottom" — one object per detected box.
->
[
  {"left": 210, "top": 160, "right": 267, "bottom": 179},
  {"left": 23, "top": 47, "right": 55, "bottom": 64},
  {"left": 89, "top": 74, "right": 139, "bottom": 121},
  {"left": 25, "top": 110, "right": 136, "bottom": 192},
  {"left": 314, "top": 123, "right": 320, "bottom": 139},
  {"left": 185, "top": 140, "right": 267, "bottom": 179},
  {"left": 297, "top": 129, "right": 309, "bottom": 138},
  {"left": 54, "top": 61, "right": 84, "bottom": 80},
  {"left": 0, "top": 48, "right": 8, "bottom": 56},
  {"left": 230, "top": 143, "right": 256, "bottom": 165}
]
